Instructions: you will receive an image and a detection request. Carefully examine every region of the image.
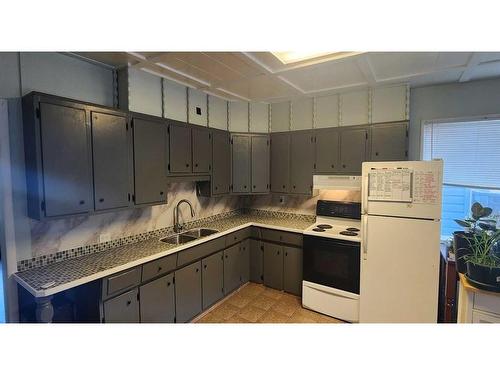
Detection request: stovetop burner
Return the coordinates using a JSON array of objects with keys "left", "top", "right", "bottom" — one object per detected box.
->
[
  {"left": 346, "top": 227, "right": 360, "bottom": 232},
  {"left": 312, "top": 228, "right": 325, "bottom": 232},
  {"left": 339, "top": 231, "right": 359, "bottom": 236},
  {"left": 316, "top": 224, "right": 333, "bottom": 229}
]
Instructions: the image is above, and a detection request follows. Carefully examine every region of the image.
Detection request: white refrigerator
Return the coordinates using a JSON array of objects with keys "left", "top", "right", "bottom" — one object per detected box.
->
[{"left": 360, "top": 160, "right": 443, "bottom": 323}]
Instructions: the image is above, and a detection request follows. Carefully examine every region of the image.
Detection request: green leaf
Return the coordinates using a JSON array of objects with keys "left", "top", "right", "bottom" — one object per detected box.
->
[
  {"left": 454, "top": 219, "right": 471, "bottom": 228},
  {"left": 481, "top": 207, "right": 493, "bottom": 218},
  {"left": 478, "top": 222, "right": 496, "bottom": 231},
  {"left": 471, "top": 202, "right": 483, "bottom": 220}
]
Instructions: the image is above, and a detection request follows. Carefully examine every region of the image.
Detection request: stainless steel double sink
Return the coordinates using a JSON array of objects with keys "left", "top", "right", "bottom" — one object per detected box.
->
[{"left": 159, "top": 228, "right": 219, "bottom": 245}]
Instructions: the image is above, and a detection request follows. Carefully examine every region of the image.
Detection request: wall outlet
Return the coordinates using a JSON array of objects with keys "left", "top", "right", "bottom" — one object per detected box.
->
[
  {"left": 99, "top": 233, "right": 111, "bottom": 243},
  {"left": 279, "top": 195, "right": 286, "bottom": 204}
]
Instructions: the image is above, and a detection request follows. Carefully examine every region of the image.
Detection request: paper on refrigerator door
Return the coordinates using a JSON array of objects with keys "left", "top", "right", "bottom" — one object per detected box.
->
[
  {"left": 412, "top": 170, "right": 439, "bottom": 204},
  {"left": 368, "top": 169, "right": 412, "bottom": 202}
]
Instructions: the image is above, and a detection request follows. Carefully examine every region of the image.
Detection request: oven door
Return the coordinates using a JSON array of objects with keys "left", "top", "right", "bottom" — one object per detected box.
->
[{"left": 303, "top": 235, "right": 360, "bottom": 294}]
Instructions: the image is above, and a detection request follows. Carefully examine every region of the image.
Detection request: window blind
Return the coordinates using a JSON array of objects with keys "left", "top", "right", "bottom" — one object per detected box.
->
[{"left": 422, "top": 119, "right": 500, "bottom": 188}]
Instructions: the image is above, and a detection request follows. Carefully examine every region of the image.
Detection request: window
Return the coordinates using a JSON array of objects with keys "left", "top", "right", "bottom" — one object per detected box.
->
[{"left": 422, "top": 117, "right": 500, "bottom": 238}]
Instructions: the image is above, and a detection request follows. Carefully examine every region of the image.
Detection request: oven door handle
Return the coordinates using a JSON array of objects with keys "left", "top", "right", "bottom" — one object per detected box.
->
[{"left": 362, "top": 214, "right": 368, "bottom": 260}]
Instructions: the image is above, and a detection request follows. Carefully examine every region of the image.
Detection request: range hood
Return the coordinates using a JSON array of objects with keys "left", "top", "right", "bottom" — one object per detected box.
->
[{"left": 313, "top": 175, "right": 362, "bottom": 191}]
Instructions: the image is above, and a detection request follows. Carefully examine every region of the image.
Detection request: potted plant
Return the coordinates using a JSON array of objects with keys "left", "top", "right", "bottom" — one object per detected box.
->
[{"left": 462, "top": 229, "right": 500, "bottom": 289}]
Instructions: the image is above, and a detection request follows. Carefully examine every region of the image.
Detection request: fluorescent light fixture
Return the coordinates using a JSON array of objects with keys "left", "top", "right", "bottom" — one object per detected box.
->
[
  {"left": 271, "top": 51, "right": 362, "bottom": 65},
  {"left": 155, "top": 62, "right": 210, "bottom": 86},
  {"left": 127, "top": 52, "right": 147, "bottom": 61},
  {"left": 215, "top": 87, "right": 250, "bottom": 101},
  {"left": 140, "top": 68, "right": 196, "bottom": 89}
]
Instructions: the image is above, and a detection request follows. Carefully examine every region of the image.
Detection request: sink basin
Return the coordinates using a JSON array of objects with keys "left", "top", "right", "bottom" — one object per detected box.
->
[
  {"left": 183, "top": 228, "right": 219, "bottom": 238},
  {"left": 160, "top": 234, "right": 198, "bottom": 245}
]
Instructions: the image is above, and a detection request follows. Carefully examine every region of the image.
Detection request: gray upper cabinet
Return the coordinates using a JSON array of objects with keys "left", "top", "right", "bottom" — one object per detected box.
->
[
  {"left": 202, "top": 251, "right": 224, "bottom": 310},
  {"left": 249, "top": 239, "right": 263, "bottom": 283},
  {"left": 175, "top": 261, "right": 202, "bottom": 323},
  {"left": 315, "top": 127, "right": 340, "bottom": 173},
  {"left": 231, "top": 134, "right": 251, "bottom": 193},
  {"left": 91, "top": 111, "right": 131, "bottom": 211},
  {"left": 212, "top": 130, "right": 231, "bottom": 195},
  {"left": 167, "top": 121, "right": 192, "bottom": 174},
  {"left": 270, "top": 132, "right": 290, "bottom": 193},
  {"left": 103, "top": 288, "right": 140, "bottom": 323},
  {"left": 224, "top": 244, "right": 241, "bottom": 294},
  {"left": 283, "top": 246, "right": 303, "bottom": 296},
  {"left": 370, "top": 122, "right": 408, "bottom": 161},
  {"left": 192, "top": 126, "right": 212, "bottom": 174},
  {"left": 251, "top": 135, "right": 270, "bottom": 193},
  {"left": 290, "top": 130, "right": 315, "bottom": 195},
  {"left": 139, "top": 273, "right": 175, "bottom": 323},
  {"left": 263, "top": 242, "right": 284, "bottom": 291},
  {"left": 339, "top": 126, "right": 368, "bottom": 174},
  {"left": 132, "top": 115, "right": 167, "bottom": 205}
]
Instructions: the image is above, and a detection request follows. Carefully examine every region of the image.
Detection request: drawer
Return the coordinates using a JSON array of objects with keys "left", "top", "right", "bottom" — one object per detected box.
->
[
  {"left": 473, "top": 292, "right": 500, "bottom": 315},
  {"left": 102, "top": 267, "right": 141, "bottom": 300},
  {"left": 225, "top": 227, "right": 251, "bottom": 248},
  {"left": 250, "top": 226, "right": 262, "bottom": 239},
  {"left": 260, "top": 228, "right": 302, "bottom": 247},
  {"left": 142, "top": 254, "right": 178, "bottom": 283},
  {"left": 472, "top": 309, "right": 500, "bottom": 323},
  {"left": 177, "top": 236, "right": 226, "bottom": 268}
]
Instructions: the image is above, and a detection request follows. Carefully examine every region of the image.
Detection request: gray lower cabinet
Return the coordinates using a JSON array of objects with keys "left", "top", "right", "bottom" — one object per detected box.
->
[
  {"left": 263, "top": 242, "right": 284, "bottom": 291},
  {"left": 224, "top": 244, "right": 241, "bottom": 294},
  {"left": 231, "top": 134, "right": 251, "bottom": 193},
  {"left": 91, "top": 111, "right": 131, "bottom": 211},
  {"left": 315, "top": 127, "right": 340, "bottom": 173},
  {"left": 212, "top": 130, "right": 231, "bottom": 195},
  {"left": 370, "top": 122, "right": 408, "bottom": 161},
  {"left": 192, "top": 126, "right": 212, "bottom": 174},
  {"left": 167, "top": 121, "right": 192, "bottom": 174},
  {"left": 270, "top": 133, "right": 290, "bottom": 193},
  {"left": 240, "top": 239, "right": 250, "bottom": 284},
  {"left": 139, "top": 273, "right": 175, "bottom": 323},
  {"left": 249, "top": 239, "right": 263, "bottom": 284},
  {"left": 132, "top": 116, "right": 167, "bottom": 205},
  {"left": 251, "top": 135, "right": 270, "bottom": 193},
  {"left": 202, "top": 251, "right": 224, "bottom": 310},
  {"left": 175, "top": 261, "right": 202, "bottom": 323},
  {"left": 283, "top": 246, "right": 303, "bottom": 296},
  {"left": 339, "top": 126, "right": 368, "bottom": 174},
  {"left": 103, "top": 288, "right": 140, "bottom": 323},
  {"left": 290, "top": 130, "right": 315, "bottom": 195}
]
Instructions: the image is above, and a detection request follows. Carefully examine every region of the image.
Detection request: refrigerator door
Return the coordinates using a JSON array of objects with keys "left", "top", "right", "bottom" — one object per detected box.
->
[
  {"left": 359, "top": 214, "right": 441, "bottom": 323},
  {"left": 361, "top": 160, "right": 443, "bottom": 220}
]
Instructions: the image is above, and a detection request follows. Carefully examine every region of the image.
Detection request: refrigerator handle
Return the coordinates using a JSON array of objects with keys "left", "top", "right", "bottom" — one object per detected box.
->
[
  {"left": 362, "top": 174, "right": 369, "bottom": 214},
  {"left": 362, "top": 215, "right": 368, "bottom": 260}
]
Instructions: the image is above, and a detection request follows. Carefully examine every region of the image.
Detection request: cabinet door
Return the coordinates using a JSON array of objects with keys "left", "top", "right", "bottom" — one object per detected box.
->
[
  {"left": 370, "top": 122, "right": 408, "bottom": 161},
  {"left": 263, "top": 242, "right": 284, "bottom": 291},
  {"left": 290, "top": 131, "right": 315, "bottom": 194},
  {"left": 251, "top": 135, "right": 270, "bottom": 193},
  {"left": 103, "top": 288, "right": 140, "bottom": 323},
  {"left": 139, "top": 273, "right": 175, "bottom": 323},
  {"left": 202, "top": 251, "right": 224, "bottom": 310},
  {"left": 231, "top": 134, "right": 251, "bottom": 193},
  {"left": 315, "top": 127, "right": 340, "bottom": 173},
  {"left": 270, "top": 133, "right": 290, "bottom": 193},
  {"left": 91, "top": 112, "right": 131, "bottom": 211},
  {"left": 168, "top": 122, "right": 192, "bottom": 174},
  {"left": 133, "top": 117, "right": 167, "bottom": 205},
  {"left": 175, "top": 261, "right": 202, "bottom": 323},
  {"left": 192, "top": 127, "right": 212, "bottom": 173},
  {"left": 240, "top": 239, "right": 250, "bottom": 284},
  {"left": 249, "top": 239, "right": 263, "bottom": 284},
  {"left": 224, "top": 244, "right": 241, "bottom": 294},
  {"left": 339, "top": 127, "right": 368, "bottom": 174},
  {"left": 283, "top": 246, "right": 303, "bottom": 296},
  {"left": 39, "top": 102, "right": 92, "bottom": 217},
  {"left": 212, "top": 131, "right": 231, "bottom": 195}
]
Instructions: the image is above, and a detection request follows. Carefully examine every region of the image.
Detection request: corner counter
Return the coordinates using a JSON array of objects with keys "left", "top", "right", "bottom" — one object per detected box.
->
[{"left": 457, "top": 273, "right": 500, "bottom": 323}]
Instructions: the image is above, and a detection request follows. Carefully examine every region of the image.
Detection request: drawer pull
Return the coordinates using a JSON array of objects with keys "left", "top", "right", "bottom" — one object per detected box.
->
[
  {"left": 167, "top": 282, "right": 171, "bottom": 287},
  {"left": 204, "top": 264, "right": 207, "bottom": 269},
  {"left": 157, "top": 266, "right": 162, "bottom": 273},
  {"left": 196, "top": 268, "right": 199, "bottom": 273},
  {"left": 126, "top": 300, "right": 131, "bottom": 306}
]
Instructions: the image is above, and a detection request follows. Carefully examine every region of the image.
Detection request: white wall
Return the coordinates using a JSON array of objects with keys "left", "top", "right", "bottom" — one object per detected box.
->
[
  {"left": 0, "top": 53, "right": 20, "bottom": 98},
  {"left": 409, "top": 78, "right": 500, "bottom": 160}
]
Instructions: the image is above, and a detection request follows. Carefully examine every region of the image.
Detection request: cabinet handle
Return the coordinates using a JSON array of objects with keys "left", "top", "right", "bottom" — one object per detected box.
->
[
  {"left": 282, "top": 185, "right": 285, "bottom": 189},
  {"left": 204, "top": 264, "right": 207, "bottom": 269},
  {"left": 195, "top": 163, "right": 198, "bottom": 167},
  {"left": 277, "top": 251, "right": 280, "bottom": 255},
  {"left": 244, "top": 185, "right": 247, "bottom": 189},
  {"left": 126, "top": 300, "right": 131, "bottom": 306},
  {"left": 225, "top": 255, "right": 228, "bottom": 259},
  {"left": 375, "top": 152, "right": 379, "bottom": 156},
  {"left": 253, "top": 185, "right": 256, "bottom": 189},
  {"left": 99, "top": 198, "right": 104, "bottom": 203},
  {"left": 186, "top": 163, "right": 190, "bottom": 168},
  {"left": 196, "top": 268, "right": 199, "bottom": 273},
  {"left": 293, "top": 185, "right": 296, "bottom": 189},
  {"left": 167, "top": 282, "right": 171, "bottom": 287},
  {"left": 215, "top": 186, "right": 218, "bottom": 190},
  {"left": 285, "top": 252, "right": 288, "bottom": 256},
  {"left": 79, "top": 200, "right": 85, "bottom": 205},
  {"left": 331, "top": 164, "right": 335, "bottom": 169},
  {"left": 157, "top": 266, "right": 162, "bottom": 273},
  {"left": 160, "top": 191, "right": 164, "bottom": 195},
  {"left": 342, "top": 164, "right": 346, "bottom": 168}
]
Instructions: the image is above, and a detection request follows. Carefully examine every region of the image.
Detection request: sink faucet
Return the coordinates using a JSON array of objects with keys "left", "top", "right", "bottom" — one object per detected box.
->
[{"left": 174, "top": 199, "right": 195, "bottom": 233}]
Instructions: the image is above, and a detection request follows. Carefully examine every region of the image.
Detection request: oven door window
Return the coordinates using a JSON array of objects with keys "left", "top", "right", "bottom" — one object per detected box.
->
[{"left": 303, "top": 236, "right": 360, "bottom": 294}]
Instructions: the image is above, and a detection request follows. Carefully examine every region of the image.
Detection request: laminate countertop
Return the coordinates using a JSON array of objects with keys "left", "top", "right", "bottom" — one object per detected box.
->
[{"left": 14, "top": 211, "right": 314, "bottom": 298}]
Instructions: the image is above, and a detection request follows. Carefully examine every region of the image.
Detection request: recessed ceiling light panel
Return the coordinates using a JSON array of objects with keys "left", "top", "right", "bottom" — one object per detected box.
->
[{"left": 271, "top": 51, "right": 363, "bottom": 65}]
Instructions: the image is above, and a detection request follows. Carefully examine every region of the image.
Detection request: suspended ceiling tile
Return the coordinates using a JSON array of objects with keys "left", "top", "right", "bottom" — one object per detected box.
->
[
  {"left": 368, "top": 52, "right": 440, "bottom": 80},
  {"left": 468, "top": 61, "right": 500, "bottom": 81},
  {"left": 408, "top": 68, "right": 464, "bottom": 87},
  {"left": 475, "top": 52, "right": 500, "bottom": 64},
  {"left": 204, "top": 52, "right": 264, "bottom": 78},
  {"left": 435, "top": 52, "right": 472, "bottom": 69},
  {"left": 218, "top": 74, "right": 299, "bottom": 101}
]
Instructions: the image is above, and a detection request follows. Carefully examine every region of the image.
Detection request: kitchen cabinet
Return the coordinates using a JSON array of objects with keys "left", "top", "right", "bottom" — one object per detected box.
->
[
  {"left": 224, "top": 244, "right": 241, "bottom": 294},
  {"left": 132, "top": 115, "right": 167, "bottom": 205},
  {"left": 167, "top": 120, "right": 192, "bottom": 174},
  {"left": 231, "top": 134, "right": 251, "bottom": 193},
  {"left": 339, "top": 126, "right": 368, "bottom": 174},
  {"left": 192, "top": 126, "right": 212, "bottom": 173},
  {"left": 270, "top": 132, "right": 290, "bottom": 193},
  {"left": 240, "top": 239, "right": 250, "bottom": 284},
  {"left": 251, "top": 135, "right": 270, "bottom": 193},
  {"left": 290, "top": 130, "right": 315, "bottom": 194},
  {"left": 91, "top": 111, "right": 132, "bottom": 211},
  {"left": 211, "top": 129, "right": 231, "bottom": 195},
  {"left": 283, "top": 246, "right": 303, "bottom": 296},
  {"left": 202, "top": 251, "right": 224, "bottom": 310},
  {"left": 263, "top": 242, "right": 284, "bottom": 291},
  {"left": 175, "top": 261, "right": 202, "bottom": 323},
  {"left": 249, "top": 239, "right": 263, "bottom": 284},
  {"left": 103, "top": 288, "right": 140, "bottom": 323},
  {"left": 370, "top": 122, "right": 408, "bottom": 161},
  {"left": 139, "top": 273, "right": 175, "bottom": 323},
  {"left": 315, "top": 127, "right": 340, "bottom": 173}
]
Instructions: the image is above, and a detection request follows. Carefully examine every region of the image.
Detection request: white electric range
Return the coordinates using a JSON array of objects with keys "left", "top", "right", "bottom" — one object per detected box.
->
[{"left": 302, "top": 200, "right": 362, "bottom": 322}]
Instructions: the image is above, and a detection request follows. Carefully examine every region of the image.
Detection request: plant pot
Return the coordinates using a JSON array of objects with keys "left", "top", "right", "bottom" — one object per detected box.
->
[
  {"left": 453, "top": 231, "right": 473, "bottom": 273},
  {"left": 466, "top": 262, "right": 500, "bottom": 288}
]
